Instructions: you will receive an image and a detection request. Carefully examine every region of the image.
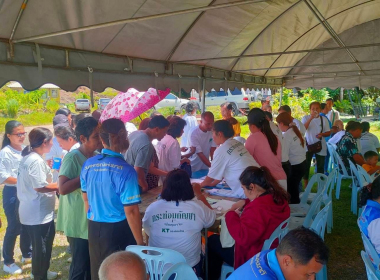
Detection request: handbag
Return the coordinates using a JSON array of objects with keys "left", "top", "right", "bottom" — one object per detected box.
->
[
  {"left": 306, "top": 116, "right": 323, "bottom": 154},
  {"left": 180, "top": 162, "right": 192, "bottom": 178}
]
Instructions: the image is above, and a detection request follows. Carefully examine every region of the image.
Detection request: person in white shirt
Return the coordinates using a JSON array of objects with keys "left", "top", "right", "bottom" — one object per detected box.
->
[
  {"left": 17, "top": 127, "right": 58, "bottom": 280},
  {"left": 302, "top": 101, "right": 331, "bottom": 187},
  {"left": 125, "top": 122, "right": 138, "bottom": 136},
  {"left": 200, "top": 120, "right": 259, "bottom": 198},
  {"left": 54, "top": 125, "right": 80, "bottom": 154},
  {"left": 325, "top": 98, "right": 340, "bottom": 125},
  {"left": 328, "top": 120, "right": 345, "bottom": 145},
  {"left": 157, "top": 116, "right": 191, "bottom": 174},
  {"left": 189, "top": 112, "right": 217, "bottom": 172},
  {"left": 278, "top": 105, "right": 306, "bottom": 136},
  {"left": 0, "top": 121, "right": 31, "bottom": 275},
  {"left": 360, "top": 122, "right": 380, "bottom": 155},
  {"left": 276, "top": 113, "right": 307, "bottom": 204},
  {"left": 143, "top": 169, "right": 215, "bottom": 277},
  {"left": 181, "top": 102, "right": 198, "bottom": 148}
]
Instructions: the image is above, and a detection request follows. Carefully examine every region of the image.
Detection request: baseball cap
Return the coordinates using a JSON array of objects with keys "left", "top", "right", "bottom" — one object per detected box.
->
[
  {"left": 243, "top": 108, "right": 266, "bottom": 125},
  {"left": 53, "top": 114, "right": 69, "bottom": 127}
]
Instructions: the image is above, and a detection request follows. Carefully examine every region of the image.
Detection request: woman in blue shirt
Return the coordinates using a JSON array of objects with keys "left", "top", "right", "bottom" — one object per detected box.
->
[
  {"left": 81, "top": 118, "right": 143, "bottom": 280},
  {"left": 359, "top": 176, "right": 380, "bottom": 258}
]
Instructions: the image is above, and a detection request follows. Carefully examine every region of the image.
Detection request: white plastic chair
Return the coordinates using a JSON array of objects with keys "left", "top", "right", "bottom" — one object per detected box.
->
[
  {"left": 162, "top": 262, "right": 199, "bottom": 280},
  {"left": 310, "top": 202, "right": 331, "bottom": 280},
  {"left": 330, "top": 148, "right": 354, "bottom": 199},
  {"left": 361, "top": 251, "right": 380, "bottom": 280},
  {"left": 323, "top": 168, "right": 337, "bottom": 233},
  {"left": 261, "top": 218, "right": 290, "bottom": 251},
  {"left": 349, "top": 160, "right": 366, "bottom": 215},
  {"left": 360, "top": 232, "right": 380, "bottom": 277},
  {"left": 126, "top": 245, "right": 186, "bottom": 280},
  {"left": 291, "top": 174, "right": 327, "bottom": 218},
  {"left": 288, "top": 193, "right": 323, "bottom": 230},
  {"left": 357, "top": 164, "right": 373, "bottom": 184}
]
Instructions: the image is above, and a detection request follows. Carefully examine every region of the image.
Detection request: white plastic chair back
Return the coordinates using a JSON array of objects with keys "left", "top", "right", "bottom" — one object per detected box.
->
[
  {"left": 356, "top": 164, "right": 373, "bottom": 184},
  {"left": 262, "top": 218, "right": 290, "bottom": 251},
  {"left": 126, "top": 245, "right": 186, "bottom": 280},
  {"left": 310, "top": 201, "right": 331, "bottom": 240},
  {"left": 360, "top": 233, "right": 380, "bottom": 273},
  {"left": 349, "top": 160, "right": 366, "bottom": 215},
  {"left": 302, "top": 193, "right": 324, "bottom": 228},
  {"left": 162, "top": 262, "right": 198, "bottom": 280},
  {"left": 300, "top": 173, "right": 328, "bottom": 205},
  {"left": 331, "top": 148, "right": 351, "bottom": 177},
  {"left": 361, "top": 251, "right": 380, "bottom": 280}
]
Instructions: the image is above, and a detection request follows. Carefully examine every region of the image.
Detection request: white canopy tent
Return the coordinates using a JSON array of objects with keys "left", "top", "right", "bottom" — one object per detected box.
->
[{"left": 0, "top": 0, "right": 379, "bottom": 98}]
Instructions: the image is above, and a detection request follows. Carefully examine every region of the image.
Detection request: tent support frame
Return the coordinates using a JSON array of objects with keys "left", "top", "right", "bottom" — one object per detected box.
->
[{"left": 9, "top": 0, "right": 29, "bottom": 57}]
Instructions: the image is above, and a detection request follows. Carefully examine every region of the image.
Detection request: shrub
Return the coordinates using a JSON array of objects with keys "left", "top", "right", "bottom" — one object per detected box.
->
[
  {"left": 157, "top": 107, "right": 175, "bottom": 117},
  {"left": 6, "top": 99, "right": 20, "bottom": 117},
  {"left": 206, "top": 106, "right": 222, "bottom": 119},
  {"left": 45, "top": 100, "right": 60, "bottom": 113},
  {"left": 334, "top": 100, "right": 351, "bottom": 113},
  {"left": 249, "top": 101, "right": 262, "bottom": 110}
]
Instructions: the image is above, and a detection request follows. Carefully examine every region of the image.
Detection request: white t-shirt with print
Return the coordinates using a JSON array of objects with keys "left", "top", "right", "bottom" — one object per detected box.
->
[
  {"left": 270, "top": 121, "right": 285, "bottom": 162},
  {"left": 142, "top": 198, "right": 216, "bottom": 267},
  {"left": 17, "top": 152, "right": 56, "bottom": 225},
  {"left": 181, "top": 114, "right": 198, "bottom": 148},
  {"left": 293, "top": 118, "right": 306, "bottom": 136},
  {"left": 0, "top": 145, "right": 24, "bottom": 186},
  {"left": 301, "top": 116, "right": 330, "bottom": 156},
  {"left": 189, "top": 126, "right": 216, "bottom": 172},
  {"left": 282, "top": 129, "right": 306, "bottom": 165},
  {"left": 208, "top": 138, "right": 259, "bottom": 198},
  {"left": 157, "top": 134, "right": 181, "bottom": 172},
  {"left": 360, "top": 132, "right": 380, "bottom": 156}
]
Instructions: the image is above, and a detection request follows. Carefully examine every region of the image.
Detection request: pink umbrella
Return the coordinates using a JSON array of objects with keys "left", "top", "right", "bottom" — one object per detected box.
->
[{"left": 100, "top": 87, "right": 171, "bottom": 123}]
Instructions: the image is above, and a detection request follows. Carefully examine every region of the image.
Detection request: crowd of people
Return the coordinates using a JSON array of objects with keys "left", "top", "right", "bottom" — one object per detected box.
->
[{"left": 2, "top": 95, "right": 378, "bottom": 279}]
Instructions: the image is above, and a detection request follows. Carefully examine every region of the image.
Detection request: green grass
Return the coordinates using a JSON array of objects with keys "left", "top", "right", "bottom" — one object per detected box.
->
[
  {"left": 0, "top": 112, "right": 55, "bottom": 133},
  {"left": 0, "top": 177, "right": 366, "bottom": 279}
]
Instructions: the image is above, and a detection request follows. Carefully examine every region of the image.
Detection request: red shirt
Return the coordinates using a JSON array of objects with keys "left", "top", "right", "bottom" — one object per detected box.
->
[{"left": 225, "top": 194, "right": 290, "bottom": 269}]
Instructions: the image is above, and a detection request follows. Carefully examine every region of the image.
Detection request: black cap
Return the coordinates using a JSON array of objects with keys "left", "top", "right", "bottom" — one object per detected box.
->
[
  {"left": 53, "top": 114, "right": 69, "bottom": 127},
  {"left": 243, "top": 108, "right": 266, "bottom": 125}
]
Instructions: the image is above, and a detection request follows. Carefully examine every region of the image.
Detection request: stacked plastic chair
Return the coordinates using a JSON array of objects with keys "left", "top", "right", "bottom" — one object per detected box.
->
[
  {"left": 361, "top": 251, "right": 380, "bottom": 280},
  {"left": 162, "top": 262, "right": 199, "bottom": 280},
  {"left": 349, "top": 160, "right": 368, "bottom": 215}
]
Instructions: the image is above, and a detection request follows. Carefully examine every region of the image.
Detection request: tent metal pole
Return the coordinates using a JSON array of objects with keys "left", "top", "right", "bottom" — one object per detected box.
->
[
  {"left": 13, "top": 0, "right": 266, "bottom": 43},
  {"left": 279, "top": 87, "right": 283, "bottom": 108},
  {"left": 9, "top": 0, "right": 28, "bottom": 57},
  {"left": 174, "top": 42, "right": 380, "bottom": 63},
  {"left": 202, "top": 78, "right": 206, "bottom": 112}
]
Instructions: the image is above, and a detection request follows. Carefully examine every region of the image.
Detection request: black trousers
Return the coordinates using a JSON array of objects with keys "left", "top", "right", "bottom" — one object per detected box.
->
[
  {"left": 207, "top": 234, "right": 234, "bottom": 280},
  {"left": 24, "top": 220, "right": 55, "bottom": 280},
  {"left": 303, "top": 151, "right": 326, "bottom": 180},
  {"left": 88, "top": 219, "right": 136, "bottom": 280},
  {"left": 282, "top": 161, "right": 292, "bottom": 190},
  {"left": 288, "top": 161, "right": 307, "bottom": 204},
  {"left": 67, "top": 237, "right": 91, "bottom": 280},
  {"left": 2, "top": 186, "right": 32, "bottom": 265}
]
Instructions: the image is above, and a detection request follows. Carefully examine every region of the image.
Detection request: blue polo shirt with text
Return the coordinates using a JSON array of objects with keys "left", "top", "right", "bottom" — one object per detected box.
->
[
  {"left": 228, "top": 250, "right": 285, "bottom": 280},
  {"left": 81, "top": 149, "right": 141, "bottom": 223}
]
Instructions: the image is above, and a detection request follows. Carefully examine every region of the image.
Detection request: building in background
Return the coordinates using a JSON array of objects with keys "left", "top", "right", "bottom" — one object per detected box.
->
[{"left": 7, "top": 82, "right": 61, "bottom": 103}]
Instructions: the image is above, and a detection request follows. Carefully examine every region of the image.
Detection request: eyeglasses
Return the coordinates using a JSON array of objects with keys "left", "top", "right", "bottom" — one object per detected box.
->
[{"left": 11, "top": 132, "right": 27, "bottom": 138}]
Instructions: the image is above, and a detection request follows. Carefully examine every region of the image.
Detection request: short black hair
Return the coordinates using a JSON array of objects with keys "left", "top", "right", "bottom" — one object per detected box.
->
[
  {"left": 346, "top": 121, "right": 362, "bottom": 132},
  {"left": 320, "top": 103, "right": 327, "bottom": 110},
  {"left": 75, "top": 117, "right": 99, "bottom": 144},
  {"left": 150, "top": 111, "right": 161, "bottom": 118},
  {"left": 278, "top": 105, "right": 291, "bottom": 113},
  {"left": 277, "top": 227, "right": 329, "bottom": 265},
  {"left": 326, "top": 98, "right": 334, "bottom": 103},
  {"left": 220, "top": 102, "right": 233, "bottom": 110},
  {"left": 54, "top": 125, "right": 77, "bottom": 141},
  {"left": 201, "top": 111, "right": 214, "bottom": 119},
  {"left": 55, "top": 108, "right": 71, "bottom": 116},
  {"left": 167, "top": 116, "right": 186, "bottom": 138},
  {"left": 213, "top": 120, "right": 234, "bottom": 139},
  {"left": 361, "top": 121, "right": 370, "bottom": 132},
  {"left": 161, "top": 169, "right": 195, "bottom": 203},
  {"left": 361, "top": 174, "right": 380, "bottom": 206},
  {"left": 148, "top": 115, "right": 170, "bottom": 129},
  {"left": 364, "top": 150, "right": 378, "bottom": 161},
  {"left": 264, "top": 111, "right": 273, "bottom": 121},
  {"left": 74, "top": 113, "right": 92, "bottom": 127}
]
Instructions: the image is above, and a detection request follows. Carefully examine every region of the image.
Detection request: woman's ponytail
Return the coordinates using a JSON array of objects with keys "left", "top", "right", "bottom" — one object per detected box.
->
[
  {"left": 22, "top": 145, "right": 33, "bottom": 157},
  {"left": 260, "top": 119, "right": 278, "bottom": 155}
]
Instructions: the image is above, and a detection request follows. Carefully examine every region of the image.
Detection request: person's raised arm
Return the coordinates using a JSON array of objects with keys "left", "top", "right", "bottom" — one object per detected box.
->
[
  {"left": 58, "top": 176, "right": 80, "bottom": 195},
  {"left": 200, "top": 176, "right": 221, "bottom": 188},
  {"left": 193, "top": 183, "right": 212, "bottom": 209},
  {"left": 196, "top": 152, "right": 211, "bottom": 167},
  {"left": 124, "top": 205, "right": 144, "bottom": 245},
  {"left": 353, "top": 154, "right": 366, "bottom": 166},
  {"left": 135, "top": 167, "right": 149, "bottom": 193},
  {"left": 304, "top": 115, "right": 314, "bottom": 130},
  {"left": 34, "top": 182, "right": 59, "bottom": 193}
]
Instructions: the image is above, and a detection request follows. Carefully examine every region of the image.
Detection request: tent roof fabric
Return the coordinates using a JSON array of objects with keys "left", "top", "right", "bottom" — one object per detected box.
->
[{"left": 0, "top": 0, "right": 379, "bottom": 91}]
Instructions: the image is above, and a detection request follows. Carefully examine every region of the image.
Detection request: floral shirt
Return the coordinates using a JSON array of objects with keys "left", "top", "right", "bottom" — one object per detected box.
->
[{"left": 336, "top": 132, "right": 358, "bottom": 173}]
